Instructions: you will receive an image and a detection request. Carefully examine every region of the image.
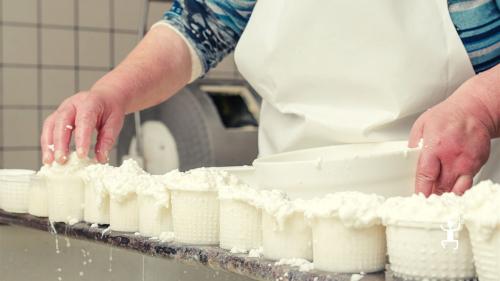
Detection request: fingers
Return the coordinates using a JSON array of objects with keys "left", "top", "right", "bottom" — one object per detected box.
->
[
  {"left": 41, "top": 114, "right": 56, "bottom": 164},
  {"left": 451, "top": 175, "right": 473, "bottom": 195},
  {"left": 53, "top": 106, "right": 77, "bottom": 164},
  {"left": 433, "top": 164, "right": 456, "bottom": 195},
  {"left": 415, "top": 149, "right": 441, "bottom": 197},
  {"left": 408, "top": 116, "right": 424, "bottom": 148},
  {"left": 74, "top": 108, "right": 99, "bottom": 159},
  {"left": 95, "top": 114, "right": 124, "bottom": 163}
]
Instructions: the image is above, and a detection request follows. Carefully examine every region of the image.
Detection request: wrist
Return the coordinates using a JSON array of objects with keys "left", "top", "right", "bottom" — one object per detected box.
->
[
  {"left": 89, "top": 81, "right": 129, "bottom": 114},
  {"left": 445, "top": 74, "right": 497, "bottom": 138},
  {"left": 469, "top": 66, "right": 500, "bottom": 137}
]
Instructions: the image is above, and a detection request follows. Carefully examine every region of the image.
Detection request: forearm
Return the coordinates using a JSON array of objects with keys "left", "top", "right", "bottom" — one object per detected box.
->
[
  {"left": 470, "top": 64, "right": 500, "bottom": 138},
  {"left": 91, "top": 25, "right": 192, "bottom": 113}
]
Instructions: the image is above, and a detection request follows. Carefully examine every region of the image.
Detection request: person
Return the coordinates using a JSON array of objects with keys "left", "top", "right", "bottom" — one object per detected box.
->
[{"left": 41, "top": 0, "right": 499, "bottom": 196}]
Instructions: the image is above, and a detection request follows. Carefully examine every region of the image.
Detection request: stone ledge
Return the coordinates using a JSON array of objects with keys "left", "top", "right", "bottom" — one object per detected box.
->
[{"left": 0, "top": 209, "right": 387, "bottom": 281}]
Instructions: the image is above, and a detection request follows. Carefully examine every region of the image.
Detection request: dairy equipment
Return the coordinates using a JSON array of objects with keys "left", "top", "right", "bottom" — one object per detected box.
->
[{"left": 117, "top": 79, "right": 260, "bottom": 173}]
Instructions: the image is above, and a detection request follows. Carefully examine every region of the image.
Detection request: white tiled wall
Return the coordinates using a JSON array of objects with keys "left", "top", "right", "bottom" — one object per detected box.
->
[{"left": 0, "top": 0, "right": 243, "bottom": 170}]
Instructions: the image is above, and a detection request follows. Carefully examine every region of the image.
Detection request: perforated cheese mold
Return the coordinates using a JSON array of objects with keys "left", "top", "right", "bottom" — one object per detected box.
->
[
  {"left": 311, "top": 217, "right": 386, "bottom": 273},
  {"left": 171, "top": 190, "right": 219, "bottom": 245},
  {"left": 387, "top": 224, "right": 476, "bottom": 280},
  {"left": 109, "top": 194, "right": 139, "bottom": 232},
  {"left": 28, "top": 175, "right": 48, "bottom": 217},
  {"left": 47, "top": 175, "right": 84, "bottom": 223},
  {"left": 138, "top": 194, "right": 172, "bottom": 237},
  {"left": 262, "top": 212, "right": 312, "bottom": 261},
  {"left": 468, "top": 227, "right": 500, "bottom": 281},
  {"left": 220, "top": 199, "right": 262, "bottom": 251},
  {"left": 84, "top": 183, "right": 110, "bottom": 224},
  {"left": 0, "top": 169, "right": 34, "bottom": 213}
]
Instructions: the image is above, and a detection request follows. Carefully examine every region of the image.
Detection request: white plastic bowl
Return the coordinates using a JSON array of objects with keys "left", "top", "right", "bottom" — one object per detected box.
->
[
  {"left": 216, "top": 166, "right": 257, "bottom": 188},
  {"left": 47, "top": 174, "right": 85, "bottom": 223},
  {"left": 262, "top": 212, "right": 312, "bottom": 261},
  {"left": 0, "top": 169, "right": 35, "bottom": 213},
  {"left": 467, "top": 226, "right": 500, "bottom": 281},
  {"left": 254, "top": 141, "right": 420, "bottom": 199},
  {"left": 28, "top": 175, "right": 48, "bottom": 217},
  {"left": 386, "top": 223, "right": 475, "bottom": 280},
  {"left": 171, "top": 190, "right": 219, "bottom": 245},
  {"left": 219, "top": 199, "right": 262, "bottom": 251},
  {"left": 311, "top": 217, "right": 386, "bottom": 273},
  {"left": 109, "top": 195, "right": 139, "bottom": 232},
  {"left": 84, "top": 183, "right": 110, "bottom": 224},
  {"left": 138, "top": 194, "right": 172, "bottom": 237}
]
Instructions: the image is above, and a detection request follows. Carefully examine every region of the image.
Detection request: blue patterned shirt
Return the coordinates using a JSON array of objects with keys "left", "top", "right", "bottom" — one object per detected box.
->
[{"left": 162, "top": 0, "right": 499, "bottom": 74}]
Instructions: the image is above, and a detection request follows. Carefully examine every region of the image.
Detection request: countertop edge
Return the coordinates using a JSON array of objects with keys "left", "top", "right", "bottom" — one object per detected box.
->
[{"left": 0, "top": 210, "right": 386, "bottom": 281}]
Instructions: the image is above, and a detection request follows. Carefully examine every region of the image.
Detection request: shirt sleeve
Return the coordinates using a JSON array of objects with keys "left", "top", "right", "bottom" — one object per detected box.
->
[
  {"left": 448, "top": 0, "right": 500, "bottom": 73},
  {"left": 154, "top": 0, "right": 257, "bottom": 79}
]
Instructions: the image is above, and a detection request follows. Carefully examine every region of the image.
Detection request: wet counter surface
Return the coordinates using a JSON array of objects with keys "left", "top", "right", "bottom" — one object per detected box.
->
[{"left": 0, "top": 210, "right": 391, "bottom": 281}]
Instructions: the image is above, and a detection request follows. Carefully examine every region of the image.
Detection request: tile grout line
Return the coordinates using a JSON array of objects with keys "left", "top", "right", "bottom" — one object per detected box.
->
[
  {"left": 0, "top": 146, "right": 42, "bottom": 152},
  {"left": 0, "top": 105, "right": 57, "bottom": 110},
  {"left": 110, "top": 0, "right": 115, "bottom": 69},
  {"left": 0, "top": 0, "right": 4, "bottom": 167},
  {"left": 74, "top": 0, "right": 79, "bottom": 93},
  {"left": 0, "top": 63, "right": 111, "bottom": 71},
  {"left": 36, "top": 0, "right": 43, "bottom": 166},
  {"left": 0, "top": 20, "right": 137, "bottom": 34}
]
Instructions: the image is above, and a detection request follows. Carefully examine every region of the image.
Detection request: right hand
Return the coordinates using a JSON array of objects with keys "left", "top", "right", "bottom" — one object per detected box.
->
[{"left": 41, "top": 91, "right": 126, "bottom": 164}]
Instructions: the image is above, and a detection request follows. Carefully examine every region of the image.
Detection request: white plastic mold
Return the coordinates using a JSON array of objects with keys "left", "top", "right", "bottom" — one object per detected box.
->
[
  {"left": 310, "top": 217, "right": 386, "bottom": 273},
  {"left": 386, "top": 223, "right": 475, "bottom": 280},
  {"left": 171, "top": 190, "right": 219, "bottom": 245},
  {"left": 47, "top": 175, "right": 85, "bottom": 223},
  {"left": 262, "top": 212, "right": 312, "bottom": 261},
  {"left": 216, "top": 166, "right": 257, "bottom": 188},
  {"left": 138, "top": 194, "right": 172, "bottom": 237},
  {"left": 254, "top": 141, "right": 420, "bottom": 199},
  {"left": 467, "top": 226, "right": 500, "bottom": 281},
  {"left": 109, "top": 194, "right": 139, "bottom": 232},
  {"left": 84, "top": 182, "right": 110, "bottom": 224},
  {"left": 0, "top": 169, "right": 35, "bottom": 213},
  {"left": 28, "top": 175, "right": 48, "bottom": 217},
  {"left": 219, "top": 199, "right": 262, "bottom": 251}
]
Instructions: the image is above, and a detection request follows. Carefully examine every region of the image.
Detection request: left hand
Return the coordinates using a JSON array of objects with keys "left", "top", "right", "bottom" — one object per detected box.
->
[{"left": 408, "top": 70, "right": 499, "bottom": 196}]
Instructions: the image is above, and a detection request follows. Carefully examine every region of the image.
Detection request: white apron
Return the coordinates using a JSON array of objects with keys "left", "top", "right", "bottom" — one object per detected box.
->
[{"left": 235, "top": 0, "right": 500, "bottom": 182}]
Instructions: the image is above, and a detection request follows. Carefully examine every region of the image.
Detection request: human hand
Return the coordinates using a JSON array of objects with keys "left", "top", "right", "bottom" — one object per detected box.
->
[
  {"left": 408, "top": 75, "right": 498, "bottom": 196},
  {"left": 41, "top": 91, "right": 126, "bottom": 164}
]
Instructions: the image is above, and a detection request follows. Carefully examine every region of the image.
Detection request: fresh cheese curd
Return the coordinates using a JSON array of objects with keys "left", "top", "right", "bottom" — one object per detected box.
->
[
  {"left": 218, "top": 183, "right": 263, "bottom": 251},
  {"left": 106, "top": 159, "right": 145, "bottom": 232},
  {"left": 136, "top": 171, "right": 181, "bottom": 236},
  {"left": 40, "top": 152, "right": 93, "bottom": 223},
  {"left": 305, "top": 192, "right": 386, "bottom": 273},
  {"left": 463, "top": 180, "right": 500, "bottom": 281},
  {"left": 82, "top": 163, "right": 115, "bottom": 224},
  {"left": 170, "top": 168, "right": 237, "bottom": 245},
  {"left": 379, "top": 193, "right": 475, "bottom": 280},
  {"left": 260, "top": 191, "right": 312, "bottom": 261}
]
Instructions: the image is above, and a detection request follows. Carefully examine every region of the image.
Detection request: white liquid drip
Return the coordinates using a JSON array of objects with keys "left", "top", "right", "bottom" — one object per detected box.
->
[
  {"left": 81, "top": 249, "right": 87, "bottom": 266},
  {"left": 64, "top": 237, "right": 71, "bottom": 248},
  {"left": 55, "top": 235, "right": 60, "bottom": 254},
  {"left": 49, "top": 221, "right": 57, "bottom": 234},
  {"left": 101, "top": 227, "right": 111, "bottom": 238},
  {"left": 108, "top": 248, "right": 113, "bottom": 273}
]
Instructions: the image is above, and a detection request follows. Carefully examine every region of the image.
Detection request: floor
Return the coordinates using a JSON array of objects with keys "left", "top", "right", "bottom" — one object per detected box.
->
[{"left": 0, "top": 225, "right": 255, "bottom": 281}]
